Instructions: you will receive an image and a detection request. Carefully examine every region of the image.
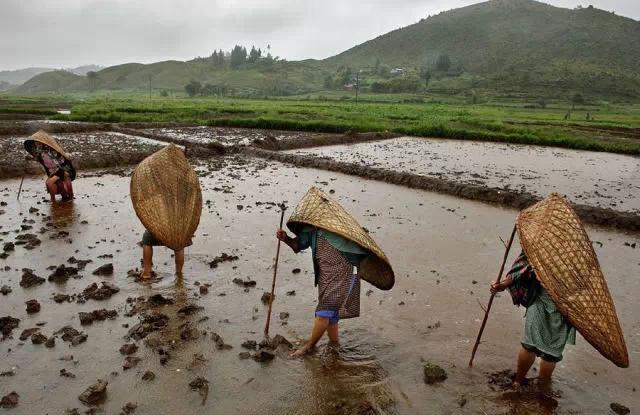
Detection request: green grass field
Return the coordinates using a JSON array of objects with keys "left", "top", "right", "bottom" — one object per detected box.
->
[{"left": 1, "top": 94, "right": 639, "bottom": 155}]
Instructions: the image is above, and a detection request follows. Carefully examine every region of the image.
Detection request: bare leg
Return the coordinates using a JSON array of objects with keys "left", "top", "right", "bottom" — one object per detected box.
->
[
  {"left": 45, "top": 177, "right": 58, "bottom": 202},
  {"left": 290, "top": 317, "right": 330, "bottom": 358},
  {"left": 327, "top": 323, "right": 339, "bottom": 344},
  {"left": 538, "top": 359, "right": 556, "bottom": 385},
  {"left": 142, "top": 245, "right": 153, "bottom": 279},
  {"left": 175, "top": 249, "right": 184, "bottom": 275},
  {"left": 514, "top": 346, "right": 536, "bottom": 386}
]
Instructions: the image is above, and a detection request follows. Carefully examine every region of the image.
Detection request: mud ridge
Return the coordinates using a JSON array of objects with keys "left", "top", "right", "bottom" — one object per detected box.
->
[
  {"left": 112, "top": 126, "right": 228, "bottom": 157},
  {"left": 253, "top": 131, "right": 399, "bottom": 151},
  {"left": 245, "top": 148, "right": 640, "bottom": 232},
  {"left": 0, "top": 121, "right": 113, "bottom": 136}
]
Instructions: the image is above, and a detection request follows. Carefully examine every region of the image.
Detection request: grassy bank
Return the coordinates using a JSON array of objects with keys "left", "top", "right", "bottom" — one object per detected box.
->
[{"left": 2, "top": 94, "right": 640, "bottom": 155}]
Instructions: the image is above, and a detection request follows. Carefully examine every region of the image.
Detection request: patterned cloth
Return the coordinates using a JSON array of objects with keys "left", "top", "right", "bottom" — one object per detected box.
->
[
  {"left": 506, "top": 252, "right": 576, "bottom": 361},
  {"left": 522, "top": 290, "right": 576, "bottom": 362},
  {"left": 295, "top": 225, "right": 368, "bottom": 286},
  {"left": 315, "top": 236, "right": 361, "bottom": 325},
  {"left": 506, "top": 252, "right": 541, "bottom": 307}
]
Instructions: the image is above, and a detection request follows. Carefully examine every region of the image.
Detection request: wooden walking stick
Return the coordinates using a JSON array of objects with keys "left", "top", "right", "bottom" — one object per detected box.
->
[
  {"left": 468, "top": 224, "right": 517, "bottom": 367},
  {"left": 264, "top": 203, "right": 287, "bottom": 338},
  {"left": 16, "top": 175, "right": 25, "bottom": 201}
]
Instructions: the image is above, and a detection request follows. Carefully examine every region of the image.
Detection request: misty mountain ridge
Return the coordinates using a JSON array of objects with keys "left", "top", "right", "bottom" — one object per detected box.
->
[
  {"left": 11, "top": 0, "right": 640, "bottom": 100},
  {"left": 0, "top": 64, "right": 103, "bottom": 87}
]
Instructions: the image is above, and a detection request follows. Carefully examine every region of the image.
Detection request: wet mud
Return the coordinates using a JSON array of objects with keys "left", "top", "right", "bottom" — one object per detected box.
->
[
  {"left": 282, "top": 137, "right": 640, "bottom": 214},
  {"left": 0, "top": 132, "right": 167, "bottom": 179},
  {"left": 246, "top": 147, "right": 640, "bottom": 231},
  {"left": 0, "top": 156, "right": 638, "bottom": 414}
]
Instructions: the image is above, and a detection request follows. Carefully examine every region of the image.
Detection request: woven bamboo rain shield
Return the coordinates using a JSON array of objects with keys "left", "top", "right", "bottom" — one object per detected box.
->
[
  {"left": 517, "top": 193, "right": 628, "bottom": 368},
  {"left": 287, "top": 187, "right": 394, "bottom": 290},
  {"left": 130, "top": 145, "right": 202, "bottom": 251},
  {"left": 24, "top": 130, "right": 76, "bottom": 180}
]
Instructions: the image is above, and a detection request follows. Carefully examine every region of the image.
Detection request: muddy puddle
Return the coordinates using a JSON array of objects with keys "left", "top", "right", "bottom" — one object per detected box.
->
[
  {"left": 285, "top": 137, "right": 640, "bottom": 214},
  {"left": 0, "top": 156, "right": 638, "bottom": 414},
  {"left": 0, "top": 132, "right": 167, "bottom": 179}
]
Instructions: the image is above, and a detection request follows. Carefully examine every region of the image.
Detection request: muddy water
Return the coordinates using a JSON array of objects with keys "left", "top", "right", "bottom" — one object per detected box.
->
[
  {"left": 0, "top": 157, "right": 638, "bottom": 414},
  {"left": 285, "top": 137, "right": 640, "bottom": 213}
]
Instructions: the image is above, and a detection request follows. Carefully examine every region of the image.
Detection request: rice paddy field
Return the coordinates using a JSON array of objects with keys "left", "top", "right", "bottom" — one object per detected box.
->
[
  {"left": 0, "top": 95, "right": 638, "bottom": 414},
  {"left": 2, "top": 94, "right": 640, "bottom": 154}
]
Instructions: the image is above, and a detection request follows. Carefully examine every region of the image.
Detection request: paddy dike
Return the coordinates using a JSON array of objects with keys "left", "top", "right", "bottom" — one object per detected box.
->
[{"left": 0, "top": 157, "right": 638, "bottom": 415}]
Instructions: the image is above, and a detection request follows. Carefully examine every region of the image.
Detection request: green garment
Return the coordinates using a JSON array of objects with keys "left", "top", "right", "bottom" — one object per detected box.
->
[{"left": 522, "top": 289, "right": 576, "bottom": 360}]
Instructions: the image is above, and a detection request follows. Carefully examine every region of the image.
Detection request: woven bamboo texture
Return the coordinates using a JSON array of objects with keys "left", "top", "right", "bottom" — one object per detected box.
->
[
  {"left": 24, "top": 130, "right": 76, "bottom": 179},
  {"left": 517, "top": 193, "right": 628, "bottom": 367},
  {"left": 130, "top": 145, "right": 202, "bottom": 251},
  {"left": 287, "top": 186, "right": 394, "bottom": 290}
]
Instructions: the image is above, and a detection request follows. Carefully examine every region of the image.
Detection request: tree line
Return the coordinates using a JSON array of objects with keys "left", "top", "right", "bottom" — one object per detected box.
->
[{"left": 209, "top": 45, "right": 276, "bottom": 69}]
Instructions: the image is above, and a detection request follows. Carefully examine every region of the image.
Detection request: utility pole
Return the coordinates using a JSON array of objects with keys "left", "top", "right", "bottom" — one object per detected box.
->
[
  {"left": 355, "top": 70, "right": 360, "bottom": 105},
  {"left": 148, "top": 75, "right": 152, "bottom": 99}
]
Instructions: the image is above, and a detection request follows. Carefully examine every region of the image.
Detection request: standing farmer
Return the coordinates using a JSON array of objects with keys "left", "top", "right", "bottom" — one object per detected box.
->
[
  {"left": 277, "top": 187, "right": 394, "bottom": 357},
  {"left": 130, "top": 144, "right": 202, "bottom": 279},
  {"left": 489, "top": 193, "right": 628, "bottom": 387}
]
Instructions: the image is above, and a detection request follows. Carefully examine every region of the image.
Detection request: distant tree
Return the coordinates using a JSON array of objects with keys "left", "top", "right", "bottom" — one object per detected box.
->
[
  {"left": 323, "top": 75, "right": 334, "bottom": 90},
  {"left": 571, "top": 92, "right": 584, "bottom": 108},
  {"left": 86, "top": 71, "right": 99, "bottom": 92},
  {"left": 337, "top": 66, "right": 352, "bottom": 86},
  {"left": 230, "top": 45, "right": 247, "bottom": 68},
  {"left": 262, "top": 52, "right": 275, "bottom": 68},
  {"left": 217, "top": 49, "right": 225, "bottom": 65},
  {"left": 537, "top": 97, "right": 547, "bottom": 109},
  {"left": 185, "top": 80, "right": 202, "bottom": 97},
  {"left": 419, "top": 66, "right": 431, "bottom": 88},
  {"left": 374, "top": 58, "right": 381, "bottom": 72},
  {"left": 377, "top": 64, "right": 390, "bottom": 78},
  {"left": 201, "top": 83, "right": 217, "bottom": 96},
  {"left": 211, "top": 50, "right": 219, "bottom": 64},
  {"left": 435, "top": 54, "right": 451, "bottom": 72},
  {"left": 160, "top": 90, "right": 169, "bottom": 97},
  {"left": 248, "top": 46, "right": 261, "bottom": 63}
]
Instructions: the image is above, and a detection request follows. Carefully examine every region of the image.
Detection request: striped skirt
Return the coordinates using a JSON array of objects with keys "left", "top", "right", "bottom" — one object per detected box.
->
[{"left": 315, "top": 236, "right": 361, "bottom": 323}]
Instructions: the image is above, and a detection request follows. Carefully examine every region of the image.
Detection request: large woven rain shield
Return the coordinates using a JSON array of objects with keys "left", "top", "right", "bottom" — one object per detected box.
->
[
  {"left": 287, "top": 187, "right": 394, "bottom": 290},
  {"left": 517, "top": 193, "right": 628, "bottom": 368},
  {"left": 24, "top": 130, "right": 76, "bottom": 180},
  {"left": 130, "top": 145, "right": 202, "bottom": 251}
]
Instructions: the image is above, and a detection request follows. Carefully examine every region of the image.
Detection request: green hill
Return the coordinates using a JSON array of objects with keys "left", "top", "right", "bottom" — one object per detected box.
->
[
  {"left": 14, "top": 59, "right": 327, "bottom": 97},
  {"left": 327, "top": 0, "right": 640, "bottom": 98},
  {"left": 10, "top": 0, "right": 640, "bottom": 100}
]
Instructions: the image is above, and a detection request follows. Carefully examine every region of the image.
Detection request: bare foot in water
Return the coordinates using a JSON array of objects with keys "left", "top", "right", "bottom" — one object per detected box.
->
[{"left": 289, "top": 345, "right": 311, "bottom": 358}]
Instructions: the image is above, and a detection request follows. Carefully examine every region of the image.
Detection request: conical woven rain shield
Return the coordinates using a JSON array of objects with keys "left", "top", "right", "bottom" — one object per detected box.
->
[
  {"left": 24, "top": 130, "right": 76, "bottom": 180},
  {"left": 517, "top": 193, "right": 628, "bottom": 368},
  {"left": 287, "top": 187, "right": 394, "bottom": 290},
  {"left": 130, "top": 145, "right": 202, "bottom": 251}
]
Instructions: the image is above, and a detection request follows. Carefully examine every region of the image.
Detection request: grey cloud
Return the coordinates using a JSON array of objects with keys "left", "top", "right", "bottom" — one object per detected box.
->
[{"left": 1, "top": 0, "right": 638, "bottom": 70}]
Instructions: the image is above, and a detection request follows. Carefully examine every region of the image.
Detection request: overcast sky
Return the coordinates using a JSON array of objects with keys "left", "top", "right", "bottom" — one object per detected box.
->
[{"left": 1, "top": 0, "right": 638, "bottom": 70}]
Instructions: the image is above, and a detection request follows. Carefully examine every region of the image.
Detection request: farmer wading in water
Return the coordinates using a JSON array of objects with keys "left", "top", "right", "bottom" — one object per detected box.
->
[
  {"left": 488, "top": 193, "right": 628, "bottom": 387},
  {"left": 491, "top": 251, "right": 575, "bottom": 386},
  {"left": 130, "top": 144, "right": 202, "bottom": 279},
  {"left": 278, "top": 187, "right": 395, "bottom": 358},
  {"left": 24, "top": 131, "right": 75, "bottom": 202}
]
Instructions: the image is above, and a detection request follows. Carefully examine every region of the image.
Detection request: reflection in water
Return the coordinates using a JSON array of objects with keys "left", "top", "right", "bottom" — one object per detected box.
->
[
  {"left": 49, "top": 199, "right": 76, "bottom": 226},
  {"left": 299, "top": 341, "right": 397, "bottom": 415}
]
